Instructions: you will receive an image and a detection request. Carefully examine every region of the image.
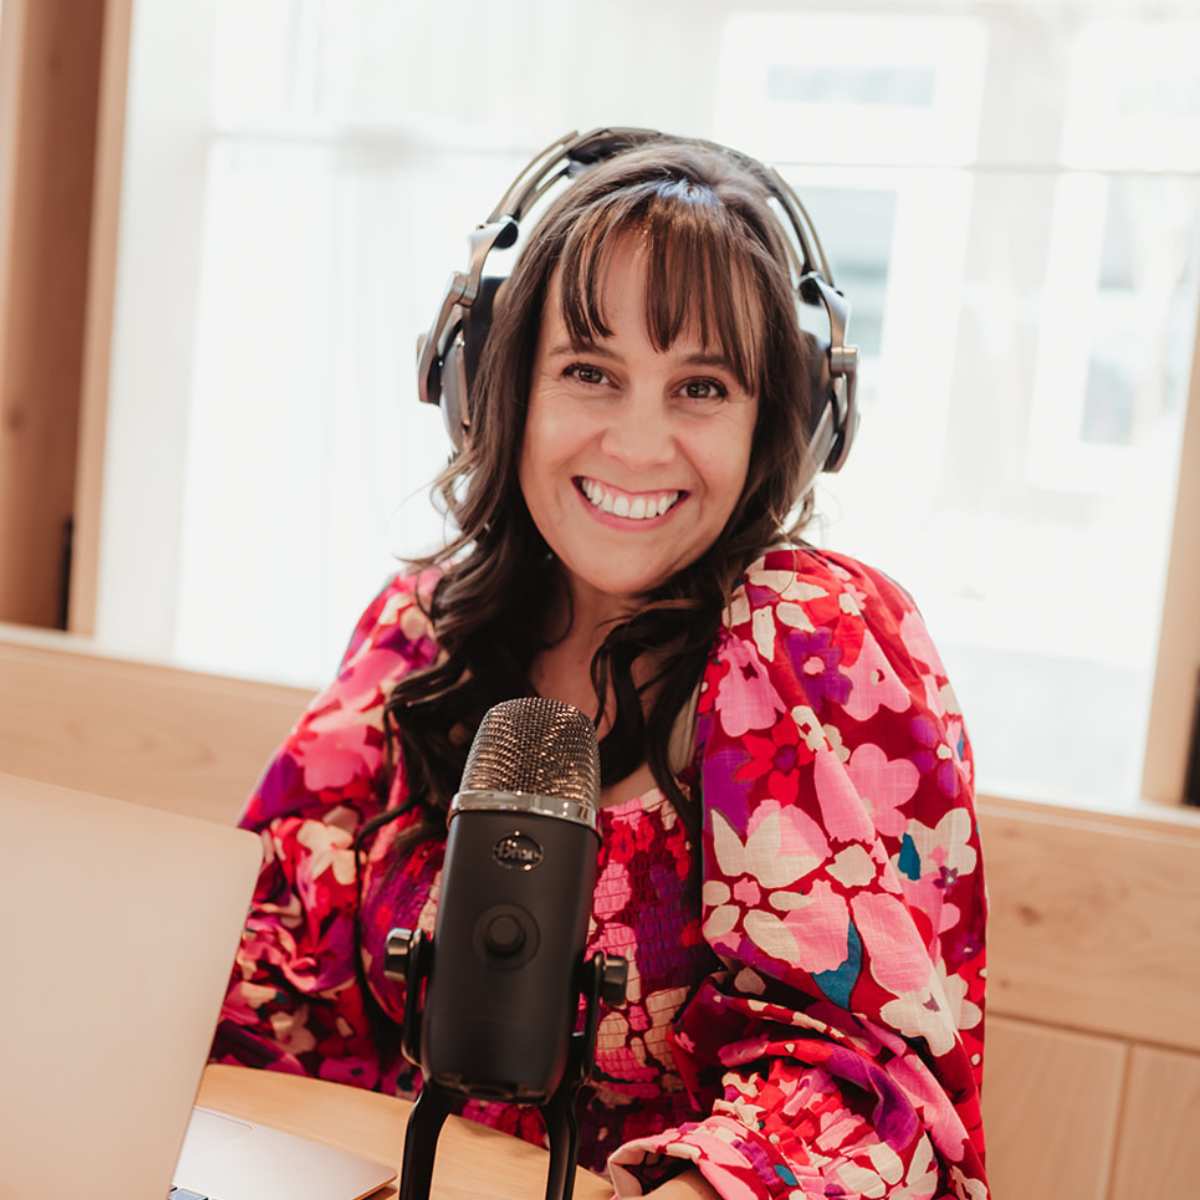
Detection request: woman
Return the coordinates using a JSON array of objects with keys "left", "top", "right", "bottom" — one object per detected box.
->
[{"left": 212, "top": 136, "right": 990, "bottom": 1200}]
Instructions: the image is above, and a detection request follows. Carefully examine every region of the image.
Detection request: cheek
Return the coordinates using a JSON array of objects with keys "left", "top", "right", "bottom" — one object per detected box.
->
[
  {"left": 519, "top": 398, "right": 552, "bottom": 485},
  {"left": 519, "top": 393, "right": 579, "bottom": 506},
  {"left": 523, "top": 394, "right": 597, "bottom": 474},
  {"left": 692, "top": 413, "right": 757, "bottom": 503},
  {"left": 516, "top": 426, "right": 543, "bottom": 523}
]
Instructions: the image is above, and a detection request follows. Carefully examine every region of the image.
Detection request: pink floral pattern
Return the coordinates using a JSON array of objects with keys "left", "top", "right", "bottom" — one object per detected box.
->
[{"left": 211, "top": 546, "right": 989, "bottom": 1198}]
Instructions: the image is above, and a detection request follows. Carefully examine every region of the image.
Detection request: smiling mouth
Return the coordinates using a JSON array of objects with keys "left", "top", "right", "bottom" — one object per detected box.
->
[{"left": 573, "top": 477, "right": 685, "bottom": 521}]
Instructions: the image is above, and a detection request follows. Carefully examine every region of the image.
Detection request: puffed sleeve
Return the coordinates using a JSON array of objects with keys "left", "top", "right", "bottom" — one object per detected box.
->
[
  {"left": 209, "top": 568, "right": 442, "bottom": 1092},
  {"left": 608, "top": 547, "right": 989, "bottom": 1199}
]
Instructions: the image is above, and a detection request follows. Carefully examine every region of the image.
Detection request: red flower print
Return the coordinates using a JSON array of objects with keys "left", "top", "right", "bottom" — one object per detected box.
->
[
  {"left": 633, "top": 811, "right": 657, "bottom": 852},
  {"left": 735, "top": 714, "right": 813, "bottom": 806},
  {"left": 608, "top": 821, "right": 636, "bottom": 863}
]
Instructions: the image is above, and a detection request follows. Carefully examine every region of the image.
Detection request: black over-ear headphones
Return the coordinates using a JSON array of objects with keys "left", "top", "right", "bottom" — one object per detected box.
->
[{"left": 415, "top": 127, "right": 860, "bottom": 495}]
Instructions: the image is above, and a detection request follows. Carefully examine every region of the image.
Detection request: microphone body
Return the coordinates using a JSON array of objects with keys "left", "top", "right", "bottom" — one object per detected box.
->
[{"left": 423, "top": 801, "right": 598, "bottom": 1102}]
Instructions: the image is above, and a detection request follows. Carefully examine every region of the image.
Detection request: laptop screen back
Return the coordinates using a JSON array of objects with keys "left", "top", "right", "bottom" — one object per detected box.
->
[{"left": 0, "top": 773, "right": 261, "bottom": 1200}]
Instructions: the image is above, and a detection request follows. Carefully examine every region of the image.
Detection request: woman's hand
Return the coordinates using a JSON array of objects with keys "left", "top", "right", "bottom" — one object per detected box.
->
[{"left": 642, "top": 1167, "right": 721, "bottom": 1198}]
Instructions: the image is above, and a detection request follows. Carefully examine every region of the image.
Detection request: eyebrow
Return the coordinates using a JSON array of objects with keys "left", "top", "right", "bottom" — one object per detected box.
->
[{"left": 547, "top": 340, "right": 736, "bottom": 372}]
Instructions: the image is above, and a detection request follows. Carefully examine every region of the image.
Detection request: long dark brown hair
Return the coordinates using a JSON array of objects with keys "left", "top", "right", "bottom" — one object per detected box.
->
[{"left": 375, "top": 136, "right": 823, "bottom": 860}]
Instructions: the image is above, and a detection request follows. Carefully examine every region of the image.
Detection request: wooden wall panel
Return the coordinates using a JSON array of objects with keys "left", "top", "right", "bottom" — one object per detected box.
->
[
  {"left": 1109, "top": 1046, "right": 1200, "bottom": 1198},
  {"left": 0, "top": 628, "right": 311, "bottom": 823},
  {"left": 0, "top": 0, "right": 106, "bottom": 627},
  {"left": 978, "top": 800, "right": 1200, "bottom": 1053},
  {"left": 982, "top": 1016, "right": 1126, "bottom": 1200}
]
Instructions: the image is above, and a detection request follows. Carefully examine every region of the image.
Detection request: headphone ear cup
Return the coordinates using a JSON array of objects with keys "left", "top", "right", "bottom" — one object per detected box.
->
[
  {"left": 436, "top": 275, "right": 509, "bottom": 452},
  {"left": 438, "top": 327, "right": 467, "bottom": 451},
  {"left": 801, "top": 330, "right": 836, "bottom": 462},
  {"left": 461, "top": 275, "right": 509, "bottom": 409}
]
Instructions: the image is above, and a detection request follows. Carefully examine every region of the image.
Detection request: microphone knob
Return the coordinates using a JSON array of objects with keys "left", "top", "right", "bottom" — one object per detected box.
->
[
  {"left": 600, "top": 955, "right": 628, "bottom": 1005},
  {"left": 483, "top": 913, "right": 526, "bottom": 957}
]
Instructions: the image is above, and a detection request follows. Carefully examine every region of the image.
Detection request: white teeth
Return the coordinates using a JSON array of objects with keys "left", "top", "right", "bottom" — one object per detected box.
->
[{"left": 580, "top": 478, "right": 680, "bottom": 521}]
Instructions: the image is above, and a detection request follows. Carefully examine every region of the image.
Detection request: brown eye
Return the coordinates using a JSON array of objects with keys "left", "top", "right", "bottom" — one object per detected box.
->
[
  {"left": 683, "top": 378, "right": 728, "bottom": 401},
  {"left": 564, "top": 363, "right": 608, "bottom": 386}
]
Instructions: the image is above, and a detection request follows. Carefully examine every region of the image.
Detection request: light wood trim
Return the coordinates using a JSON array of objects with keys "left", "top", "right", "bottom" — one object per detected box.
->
[
  {"left": 0, "top": 0, "right": 106, "bottom": 628},
  {"left": 978, "top": 786, "right": 1200, "bottom": 837},
  {"left": 1109, "top": 1045, "right": 1200, "bottom": 1198},
  {"left": 982, "top": 1016, "right": 1126, "bottom": 1200},
  {"left": 1143, "top": 281, "right": 1200, "bottom": 806},
  {"left": 0, "top": 627, "right": 312, "bottom": 825},
  {"left": 198, "top": 1063, "right": 611, "bottom": 1199},
  {"left": 69, "top": 0, "right": 134, "bottom": 636},
  {"left": 978, "top": 799, "right": 1200, "bottom": 1053},
  {"left": 0, "top": 0, "right": 28, "bottom": 315}
]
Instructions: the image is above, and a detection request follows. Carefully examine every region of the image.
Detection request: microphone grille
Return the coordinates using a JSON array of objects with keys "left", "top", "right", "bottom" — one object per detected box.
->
[{"left": 462, "top": 697, "right": 600, "bottom": 806}]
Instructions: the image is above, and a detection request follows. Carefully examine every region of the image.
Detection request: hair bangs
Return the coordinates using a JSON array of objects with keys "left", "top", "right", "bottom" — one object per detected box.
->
[
  {"left": 555, "top": 190, "right": 643, "bottom": 347},
  {"left": 555, "top": 183, "right": 766, "bottom": 395}
]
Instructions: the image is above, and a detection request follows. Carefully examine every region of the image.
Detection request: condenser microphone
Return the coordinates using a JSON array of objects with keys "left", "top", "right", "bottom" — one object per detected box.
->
[
  {"left": 386, "top": 697, "right": 627, "bottom": 1200},
  {"left": 423, "top": 695, "right": 603, "bottom": 1099}
]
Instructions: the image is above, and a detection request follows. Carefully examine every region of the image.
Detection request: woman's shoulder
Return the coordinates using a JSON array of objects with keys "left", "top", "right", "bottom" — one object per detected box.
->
[
  {"left": 716, "top": 541, "right": 960, "bottom": 730},
  {"left": 729, "top": 543, "right": 929, "bottom": 645},
  {"left": 238, "top": 568, "right": 444, "bottom": 830},
  {"left": 336, "top": 565, "right": 444, "bottom": 674}
]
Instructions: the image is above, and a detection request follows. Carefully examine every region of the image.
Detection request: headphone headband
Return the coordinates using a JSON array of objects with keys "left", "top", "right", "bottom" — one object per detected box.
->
[{"left": 416, "top": 126, "right": 860, "bottom": 489}]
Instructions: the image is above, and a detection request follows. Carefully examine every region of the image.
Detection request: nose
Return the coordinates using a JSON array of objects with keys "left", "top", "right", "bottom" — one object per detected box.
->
[{"left": 598, "top": 391, "right": 676, "bottom": 473}]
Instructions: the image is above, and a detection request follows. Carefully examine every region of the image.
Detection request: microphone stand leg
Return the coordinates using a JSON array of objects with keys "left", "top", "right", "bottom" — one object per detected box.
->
[
  {"left": 541, "top": 1084, "right": 581, "bottom": 1200},
  {"left": 399, "top": 1082, "right": 454, "bottom": 1200}
]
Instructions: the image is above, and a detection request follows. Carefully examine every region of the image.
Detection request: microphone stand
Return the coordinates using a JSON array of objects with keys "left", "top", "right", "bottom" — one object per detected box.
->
[{"left": 385, "top": 928, "right": 627, "bottom": 1200}]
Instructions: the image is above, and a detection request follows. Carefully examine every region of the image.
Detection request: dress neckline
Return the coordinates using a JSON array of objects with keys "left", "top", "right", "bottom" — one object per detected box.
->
[{"left": 598, "top": 783, "right": 671, "bottom": 821}]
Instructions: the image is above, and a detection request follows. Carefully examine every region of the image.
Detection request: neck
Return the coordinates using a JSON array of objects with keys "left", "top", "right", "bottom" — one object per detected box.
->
[
  {"left": 532, "top": 569, "right": 656, "bottom": 734},
  {"left": 551, "top": 571, "right": 639, "bottom": 662}
]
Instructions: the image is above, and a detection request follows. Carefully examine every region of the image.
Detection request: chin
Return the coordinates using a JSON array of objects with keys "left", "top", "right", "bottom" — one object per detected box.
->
[
  {"left": 584, "top": 572, "right": 659, "bottom": 600},
  {"left": 574, "top": 559, "right": 678, "bottom": 602}
]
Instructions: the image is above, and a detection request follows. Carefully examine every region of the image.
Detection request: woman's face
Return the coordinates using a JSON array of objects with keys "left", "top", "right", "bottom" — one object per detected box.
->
[{"left": 519, "top": 235, "right": 759, "bottom": 622}]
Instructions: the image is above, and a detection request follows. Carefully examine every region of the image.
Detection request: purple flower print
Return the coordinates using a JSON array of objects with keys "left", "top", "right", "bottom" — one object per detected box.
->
[
  {"left": 826, "top": 1047, "right": 920, "bottom": 1150},
  {"left": 255, "top": 750, "right": 306, "bottom": 823},
  {"left": 701, "top": 745, "right": 752, "bottom": 832},
  {"left": 934, "top": 864, "right": 961, "bottom": 890},
  {"left": 910, "top": 712, "right": 961, "bottom": 800},
  {"left": 375, "top": 626, "right": 438, "bottom": 671},
  {"left": 785, "top": 628, "right": 852, "bottom": 716}
]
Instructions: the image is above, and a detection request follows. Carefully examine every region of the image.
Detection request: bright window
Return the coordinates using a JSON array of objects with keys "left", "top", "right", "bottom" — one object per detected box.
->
[{"left": 97, "top": 1, "right": 1200, "bottom": 811}]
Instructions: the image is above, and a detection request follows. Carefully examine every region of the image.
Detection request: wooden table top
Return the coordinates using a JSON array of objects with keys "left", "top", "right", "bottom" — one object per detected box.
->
[{"left": 197, "top": 1064, "right": 614, "bottom": 1200}]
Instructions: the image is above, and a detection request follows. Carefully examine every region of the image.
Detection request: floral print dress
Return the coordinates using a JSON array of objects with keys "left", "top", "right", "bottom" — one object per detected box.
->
[{"left": 211, "top": 546, "right": 990, "bottom": 1199}]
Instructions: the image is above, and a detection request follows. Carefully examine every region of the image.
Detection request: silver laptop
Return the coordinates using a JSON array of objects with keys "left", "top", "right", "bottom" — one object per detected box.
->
[{"left": 0, "top": 773, "right": 396, "bottom": 1200}]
